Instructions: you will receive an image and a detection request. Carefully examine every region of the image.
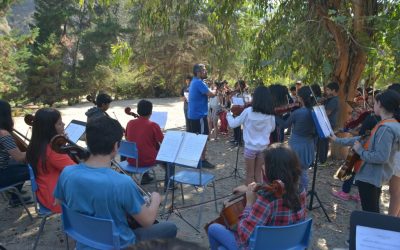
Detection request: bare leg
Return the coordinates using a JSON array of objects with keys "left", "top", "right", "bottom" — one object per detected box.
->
[
  {"left": 389, "top": 175, "right": 400, "bottom": 217},
  {"left": 245, "top": 158, "right": 256, "bottom": 185},
  {"left": 254, "top": 153, "right": 265, "bottom": 183}
]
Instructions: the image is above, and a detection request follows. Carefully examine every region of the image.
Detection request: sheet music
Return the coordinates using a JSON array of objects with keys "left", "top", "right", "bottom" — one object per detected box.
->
[
  {"left": 175, "top": 132, "right": 208, "bottom": 168},
  {"left": 156, "top": 131, "right": 183, "bottom": 163},
  {"left": 231, "top": 97, "right": 245, "bottom": 106},
  {"left": 65, "top": 120, "right": 86, "bottom": 143},
  {"left": 312, "top": 105, "right": 334, "bottom": 138},
  {"left": 184, "top": 92, "right": 189, "bottom": 101},
  {"left": 150, "top": 111, "right": 168, "bottom": 129},
  {"left": 356, "top": 225, "right": 400, "bottom": 250}
]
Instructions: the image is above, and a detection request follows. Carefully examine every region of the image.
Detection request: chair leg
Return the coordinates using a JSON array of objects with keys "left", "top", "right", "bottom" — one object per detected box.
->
[
  {"left": 197, "top": 188, "right": 206, "bottom": 228},
  {"left": 212, "top": 181, "right": 218, "bottom": 213},
  {"left": 33, "top": 216, "right": 48, "bottom": 250},
  {"left": 180, "top": 183, "right": 184, "bottom": 204},
  {"left": 11, "top": 188, "right": 33, "bottom": 221},
  {"left": 152, "top": 169, "right": 158, "bottom": 191}
]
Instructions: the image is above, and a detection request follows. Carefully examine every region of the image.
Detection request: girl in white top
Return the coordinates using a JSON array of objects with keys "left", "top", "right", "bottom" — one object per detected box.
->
[{"left": 227, "top": 86, "right": 275, "bottom": 184}]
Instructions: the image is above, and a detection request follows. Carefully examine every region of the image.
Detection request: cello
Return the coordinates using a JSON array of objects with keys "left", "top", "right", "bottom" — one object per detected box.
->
[{"left": 204, "top": 180, "right": 285, "bottom": 232}]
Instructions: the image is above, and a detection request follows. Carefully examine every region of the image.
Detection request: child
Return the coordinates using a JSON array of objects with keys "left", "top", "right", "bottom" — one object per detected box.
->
[
  {"left": 277, "top": 86, "right": 317, "bottom": 191},
  {"left": 26, "top": 108, "right": 75, "bottom": 213},
  {"left": 208, "top": 81, "right": 222, "bottom": 140},
  {"left": 207, "top": 143, "right": 307, "bottom": 250},
  {"left": 85, "top": 93, "right": 112, "bottom": 122},
  {"left": 229, "top": 80, "right": 250, "bottom": 146},
  {"left": 226, "top": 86, "right": 275, "bottom": 184},
  {"left": 331, "top": 89, "right": 400, "bottom": 213},
  {"left": 319, "top": 82, "right": 340, "bottom": 163}
]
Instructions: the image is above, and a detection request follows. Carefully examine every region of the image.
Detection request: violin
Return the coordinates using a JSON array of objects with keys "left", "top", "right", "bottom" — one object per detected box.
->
[
  {"left": 274, "top": 102, "right": 300, "bottom": 115},
  {"left": 86, "top": 95, "right": 96, "bottom": 105},
  {"left": 335, "top": 132, "right": 370, "bottom": 181},
  {"left": 204, "top": 180, "right": 285, "bottom": 232},
  {"left": 124, "top": 107, "right": 139, "bottom": 118},
  {"left": 50, "top": 134, "right": 90, "bottom": 163},
  {"left": 343, "top": 110, "right": 372, "bottom": 130}
]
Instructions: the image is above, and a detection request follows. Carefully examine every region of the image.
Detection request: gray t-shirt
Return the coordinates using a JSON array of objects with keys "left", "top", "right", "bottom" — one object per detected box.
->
[{"left": 325, "top": 96, "right": 339, "bottom": 129}]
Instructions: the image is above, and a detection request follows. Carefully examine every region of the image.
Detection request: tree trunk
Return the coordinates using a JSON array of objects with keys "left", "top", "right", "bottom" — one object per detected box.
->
[{"left": 313, "top": 0, "right": 371, "bottom": 159}]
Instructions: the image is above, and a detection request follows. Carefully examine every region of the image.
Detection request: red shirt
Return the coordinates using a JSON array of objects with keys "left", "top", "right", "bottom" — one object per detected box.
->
[
  {"left": 36, "top": 145, "right": 75, "bottom": 213},
  {"left": 125, "top": 117, "right": 163, "bottom": 167},
  {"left": 236, "top": 190, "right": 307, "bottom": 249}
]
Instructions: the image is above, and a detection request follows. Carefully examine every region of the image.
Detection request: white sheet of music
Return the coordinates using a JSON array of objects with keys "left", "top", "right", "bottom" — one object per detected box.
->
[
  {"left": 312, "top": 105, "right": 334, "bottom": 138},
  {"left": 65, "top": 122, "right": 86, "bottom": 143},
  {"left": 156, "top": 131, "right": 183, "bottom": 163},
  {"left": 150, "top": 111, "right": 168, "bottom": 129},
  {"left": 356, "top": 225, "right": 400, "bottom": 250},
  {"left": 232, "top": 97, "right": 245, "bottom": 106},
  {"left": 175, "top": 133, "right": 208, "bottom": 168}
]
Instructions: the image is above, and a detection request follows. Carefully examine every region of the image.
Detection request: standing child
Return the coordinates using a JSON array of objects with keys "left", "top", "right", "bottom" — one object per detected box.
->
[
  {"left": 319, "top": 82, "right": 340, "bottom": 164},
  {"left": 277, "top": 86, "right": 316, "bottom": 191},
  {"left": 331, "top": 89, "right": 400, "bottom": 213},
  {"left": 208, "top": 81, "right": 222, "bottom": 140},
  {"left": 226, "top": 86, "right": 275, "bottom": 184}
]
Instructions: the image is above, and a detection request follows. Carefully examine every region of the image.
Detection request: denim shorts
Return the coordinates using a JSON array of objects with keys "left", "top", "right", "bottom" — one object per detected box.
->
[{"left": 244, "top": 148, "right": 264, "bottom": 160}]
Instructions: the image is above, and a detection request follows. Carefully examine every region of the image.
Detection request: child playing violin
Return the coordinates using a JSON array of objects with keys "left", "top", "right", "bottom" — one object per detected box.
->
[
  {"left": 207, "top": 143, "right": 307, "bottom": 250},
  {"left": 330, "top": 89, "right": 400, "bottom": 213},
  {"left": 226, "top": 86, "right": 275, "bottom": 184}
]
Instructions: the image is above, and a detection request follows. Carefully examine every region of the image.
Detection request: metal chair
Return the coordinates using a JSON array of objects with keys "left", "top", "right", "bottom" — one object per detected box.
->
[
  {"left": 118, "top": 140, "right": 159, "bottom": 190},
  {"left": 27, "top": 165, "right": 55, "bottom": 250},
  {"left": 0, "top": 181, "right": 33, "bottom": 221},
  {"left": 61, "top": 203, "right": 130, "bottom": 250},
  {"left": 248, "top": 218, "right": 312, "bottom": 250},
  {"left": 162, "top": 161, "right": 218, "bottom": 228}
]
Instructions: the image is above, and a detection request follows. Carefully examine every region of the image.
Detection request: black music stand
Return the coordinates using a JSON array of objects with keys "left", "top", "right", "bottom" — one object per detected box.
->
[
  {"left": 162, "top": 163, "right": 200, "bottom": 233},
  {"left": 307, "top": 137, "right": 331, "bottom": 222}
]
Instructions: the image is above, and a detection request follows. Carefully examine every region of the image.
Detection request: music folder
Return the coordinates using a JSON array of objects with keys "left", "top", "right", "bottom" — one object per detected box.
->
[
  {"left": 156, "top": 131, "right": 208, "bottom": 168},
  {"left": 65, "top": 120, "right": 86, "bottom": 143},
  {"left": 311, "top": 105, "right": 334, "bottom": 138}
]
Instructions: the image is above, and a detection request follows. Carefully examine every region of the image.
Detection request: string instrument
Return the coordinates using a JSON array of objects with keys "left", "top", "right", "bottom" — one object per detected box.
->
[
  {"left": 50, "top": 134, "right": 90, "bottom": 164},
  {"left": 124, "top": 107, "right": 139, "bottom": 118},
  {"left": 274, "top": 102, "right": 301, "bottom": 115},
  {"left": 24, "top": 114, "right": 34, "bottom": 126},
  {"left": 230, "top": 103, "right": 251, "bottom": 117},
  {"left": 204, "top": 180, "right": 285, "bottom": 232},
  {"left": 11, "top": 129, "right": 29, "bottom": 152},
  {"left": 86, "top": 95, "right": 96, "bottom": 105},
  {"left": 335, "top": 132, "right": 370, "bottom": 181},
  {"left": 343, "top": 110, "right": 372, "bottom": 130}
]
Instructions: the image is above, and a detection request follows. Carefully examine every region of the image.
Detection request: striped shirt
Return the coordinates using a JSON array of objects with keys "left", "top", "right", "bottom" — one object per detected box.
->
[
  {"left": 0, "top": 134, "right": 17, "bottom": 169},
  {"left": 236, "top": 190, "right": 307, "bottom": 249}
]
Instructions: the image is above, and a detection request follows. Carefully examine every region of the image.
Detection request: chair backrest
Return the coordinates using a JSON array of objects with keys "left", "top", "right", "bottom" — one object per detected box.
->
[
  {"left": 249, "top": 218, "right": 312, "bottom": 250},
  {"left": 350, "top": 210, "right": 400, "bottom": 250},
  {"left": 118, "top": 140, "right": 138, "bottom": 165},
  {"left": 61, "top": 203, "right": 122, "bottom": 250},
  {"left": 27, "top": 164, "right": 40, "bottom": 214}
]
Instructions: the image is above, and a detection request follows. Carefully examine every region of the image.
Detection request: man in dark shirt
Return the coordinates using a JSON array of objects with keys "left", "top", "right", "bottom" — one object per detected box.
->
[{"left": 319, "top": 82, "right": 340, "bottom": 163}]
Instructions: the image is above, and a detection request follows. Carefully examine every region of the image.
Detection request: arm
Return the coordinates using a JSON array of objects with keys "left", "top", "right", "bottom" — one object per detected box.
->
[
  {"left": 226, "top": 108, "right": 249, "bottom": 128},
  {"left": 354, "top": 127, "right": 395, "bottom": 164},
  {"left": 332, "top": 136, "right": 360, "bottom": 146},
  {"left": 131, "top": 192, "right": 161, "bottom": 227},
  {"left": 0, "top": 130, "right": 26, "bottom": 162}
]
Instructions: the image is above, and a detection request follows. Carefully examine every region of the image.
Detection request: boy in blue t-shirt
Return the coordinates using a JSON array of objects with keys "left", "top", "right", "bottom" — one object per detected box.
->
[{"left": 54, "top": 116, "right": 177, "bottom": 248}]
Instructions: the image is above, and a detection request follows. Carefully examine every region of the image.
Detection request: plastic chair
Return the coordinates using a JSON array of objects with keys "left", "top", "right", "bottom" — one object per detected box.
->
[
  {"left": 27, "top": 165, "right": 55, "bottom": 250},
  {"left": 162, "top": 161, "right": 218, "bottom": 228},
  {"left": 248, "top": 218, "right": 312, "bottom": 250},
  {"left": 61, "top": 203, "right": 130, "bottom": 250},
  {"left": 0, "top": 181, "right": 33, "bottom": 221},
  {"left": 118, "top": 140, "right": 159, "bottom": 190}
]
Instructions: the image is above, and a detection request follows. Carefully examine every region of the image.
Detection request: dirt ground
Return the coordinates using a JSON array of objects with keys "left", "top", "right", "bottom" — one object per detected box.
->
[{"left": 0, "top": 97, "right": 391, "bottom": 250}]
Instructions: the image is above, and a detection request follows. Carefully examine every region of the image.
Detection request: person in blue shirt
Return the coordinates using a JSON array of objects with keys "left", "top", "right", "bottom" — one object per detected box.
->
[
  {"left": 188, "top": 63, "right": 216, "bottom": 168},
  {"left": 54, "top": 116, "right": 177, "bottom": 248}
]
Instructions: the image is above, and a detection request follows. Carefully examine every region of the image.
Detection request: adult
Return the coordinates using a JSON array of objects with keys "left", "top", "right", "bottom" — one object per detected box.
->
[
  {"left": 0, "top": 100, "right": 31, "bottom": 207},
  {"left": 181, "top": 75, "right": 192, "bottom": 132},
  {"left": 187, "top": 63, "right": 216, "bottom": 168},
  {"left": 54, "top": 116, "right": 177, "bottom": 248}
]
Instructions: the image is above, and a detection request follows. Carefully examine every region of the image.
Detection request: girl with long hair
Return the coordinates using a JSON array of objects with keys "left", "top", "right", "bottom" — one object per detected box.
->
[
  {"left": 226, "top": 86, "right": 275, "bottom": 184},
  {"left": 277, "top": 86, "right": 317, "bottom": 191},
  {"left": 207, "top": 144, "right": 307, "bottom": 250},
  {"left": 0, "top": 100, "right": 31, "bottom": 207},
  {"left": 331, "top": 89, "right": 400, "bottom": 213},
  {"left": 26, "top": 108, "right": 74, "bottom": 213}
]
